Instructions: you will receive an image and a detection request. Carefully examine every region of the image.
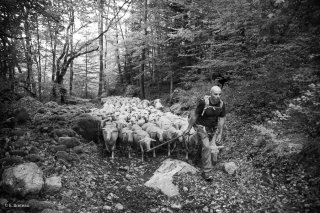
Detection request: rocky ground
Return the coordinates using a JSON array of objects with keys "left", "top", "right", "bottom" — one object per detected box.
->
[{"left": 0, "top": 97, "right": 319, "bottom": 213}]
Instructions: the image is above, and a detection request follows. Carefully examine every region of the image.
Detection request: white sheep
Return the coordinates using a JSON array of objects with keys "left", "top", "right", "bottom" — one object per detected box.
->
[
  {"left": 210, "top": 134, "right": 224, "bottom": 162},
  {"left": 120, "top": 127, "right": 134, "bottom": 158},
  {"left": 145, "top": 125, "right": 164, "bottom": 157},
  {"left": 181, "top": 127, "right": 198, "bottom": 160},
  {"left": 102, "top": 121, "right": 119, "bottom": 159},
  {"left": 133, "top": 129, "right": 155, "bottom": 161},
  {"left": 154, "top": 99, "right": 164, "bottom": 110}
]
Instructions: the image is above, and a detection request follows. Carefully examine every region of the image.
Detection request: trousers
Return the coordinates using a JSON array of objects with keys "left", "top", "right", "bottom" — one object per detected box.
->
[{"left": 194, "top": 125, "right": 216, "bottom": 175}]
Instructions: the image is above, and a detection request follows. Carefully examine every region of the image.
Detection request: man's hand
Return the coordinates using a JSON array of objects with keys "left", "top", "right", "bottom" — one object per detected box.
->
[
  {"left": 215, "top": 134, "right": 222, "bottom": 144},
  {"left": 211, "top": 133, "right": 222, "bottom": 145},
  {"left": 183, "top": 128, "right": 191, "bottom": 136}
]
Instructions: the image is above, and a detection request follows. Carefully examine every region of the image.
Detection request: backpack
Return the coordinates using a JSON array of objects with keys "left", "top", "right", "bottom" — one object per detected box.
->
[{"left": 201, "top": 95, "right": 224, "bottom": 116}]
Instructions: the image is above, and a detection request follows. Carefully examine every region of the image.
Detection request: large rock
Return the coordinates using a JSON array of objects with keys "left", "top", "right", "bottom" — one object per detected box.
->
[
  {"left": 2, "top": 162, "right": 44, "bottom": 197},
  {"left": 50, "top": 129, "right": 77, "bottom": 139},
  {"left": 28, "top": 199, "right": 57, "bottom": 212},
  {"left": 44, "top": 176, "right": 62, "bottom": 194},
  {"left": 58, "top": 137, "right": 81, "bottom": 148},
  {"left": 13, "top": 107, "right": 30, "bottom": 124},
  {"left": 223, "top": 162, "right": 238, "bottom": 175},
  {"left": 11, "top": 96, "right": 43, "bottom": 119},
  {"left": 71, "top": 114, "right": 101, "bottom": 143},
  {"left": 55, "top": 151, "right": 80, "bottom": 164},
  {"left": 145, "top": 158, "right": 199, "bottom": 197}
]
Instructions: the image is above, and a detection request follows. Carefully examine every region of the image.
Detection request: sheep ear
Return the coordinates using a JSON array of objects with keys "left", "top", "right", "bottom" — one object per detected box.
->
[
  {"left": 217, "top": 146, "right": 225, "bottom": 149},
  {"left": 150, "top": 138, "right": 156, "bottom": 141}
]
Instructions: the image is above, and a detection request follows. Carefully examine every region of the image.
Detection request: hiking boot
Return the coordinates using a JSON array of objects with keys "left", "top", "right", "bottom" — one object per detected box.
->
[{"left": 202, "top": 172, "right": 213, "bottom": 182}]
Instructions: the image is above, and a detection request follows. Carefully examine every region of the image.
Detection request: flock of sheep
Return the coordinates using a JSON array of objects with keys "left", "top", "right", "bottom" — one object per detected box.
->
[
  {"left": 89, "top": 96, "right": 222, "bottom": 162},
  {"left": 89, "top": 96, "right": 198, "bottom": 161}
]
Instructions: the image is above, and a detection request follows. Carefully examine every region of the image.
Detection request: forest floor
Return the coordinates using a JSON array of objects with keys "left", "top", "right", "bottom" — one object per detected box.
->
[{"left": 1, "top": 101, "right": 319, "bottom": 213}]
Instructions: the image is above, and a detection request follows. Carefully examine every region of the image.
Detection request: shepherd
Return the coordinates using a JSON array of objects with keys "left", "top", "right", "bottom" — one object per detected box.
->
[{"left": 183, "top": 85, "right": 226, "bottom": 181}]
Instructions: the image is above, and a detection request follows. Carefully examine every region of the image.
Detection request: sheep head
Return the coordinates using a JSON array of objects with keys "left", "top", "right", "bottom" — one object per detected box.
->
[
  {"left": 211, "top": 145, "right": 224, "bottom": 162},
  {"left": 139, "top": 137, "right": 156, "bottom": 150}
]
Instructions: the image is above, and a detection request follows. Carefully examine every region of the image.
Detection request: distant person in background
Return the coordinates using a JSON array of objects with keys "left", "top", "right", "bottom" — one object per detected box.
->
[{"left": 184, "top": 85, "right": 226, "bottom": 181}]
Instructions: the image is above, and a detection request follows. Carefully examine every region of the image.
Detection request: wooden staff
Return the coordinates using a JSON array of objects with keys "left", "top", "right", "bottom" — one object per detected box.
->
[{"left": 146, "top": 133, "right": 187, "bottom": 153}]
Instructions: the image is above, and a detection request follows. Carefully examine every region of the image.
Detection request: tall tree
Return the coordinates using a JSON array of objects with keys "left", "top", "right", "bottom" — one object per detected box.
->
[
  {"left": 34, "top": 14, "right": 42, "bottom": 100},
  {"left": 113, "top": 0, "right": 123, "bottom": 85},
  {"left": 104, "top": 0, "right": 111, "bottom": 94},
  {"left": 23, "top": 8, "right": 37, "bottom": 97},
  {"left": 69, "top": 2, "right": 75, "bottom": 95},
  {"left": 139, "top": 0, "right": 148, "bottom": 99},
  {"left": 97, "top": 0, "right": 104, "bottom": 97}
]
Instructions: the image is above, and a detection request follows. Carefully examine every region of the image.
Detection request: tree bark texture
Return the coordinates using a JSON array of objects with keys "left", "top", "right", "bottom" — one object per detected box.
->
[{"left": 98, "top": 0, "right": 104, "bottom": 97}]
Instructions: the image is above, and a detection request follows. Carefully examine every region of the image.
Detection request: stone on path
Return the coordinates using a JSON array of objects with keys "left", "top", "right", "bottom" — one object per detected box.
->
[
  {"left": 115, "top": 203, "right": 124, "bottom": 210},
  {"left": 223, "top": 162, "right": 238, "bottom": 175},
  {"left": 71, "top": 114, "right": 101, "bottom": 143},
  {"left": 44, "top": 176, "right": 62, "bottom": 194},
  {"left": 2, "top": 162, "right": 44, "bottom": 197},
  {"left": 144, "top": 158, "right": 198, "bottom": 197},
  {"left": 58, "top": 136, "right": 81, "bottom": 148}
]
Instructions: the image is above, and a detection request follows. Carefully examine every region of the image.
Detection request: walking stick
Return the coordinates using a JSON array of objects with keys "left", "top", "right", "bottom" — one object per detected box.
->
[{"left": 146, "top": 133, "right": 188, "bottom": 153}]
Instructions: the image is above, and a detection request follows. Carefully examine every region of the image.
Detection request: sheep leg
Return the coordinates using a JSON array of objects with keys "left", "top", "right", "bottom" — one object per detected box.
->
[
  {"left": 152, "top": 140, "right": 156, "bottom": 158},
  {"left": 111, "top": 143, "right": 116, "bottom": 159},
  {"left": 185, "top": 141, "right": 189, "bottom": 160},
  {"left": 171, "top": 141, "right": 177, "bottom": 155},
  {"left": 140, "top": 142, "right": 144, "bottom": 162},
  {"left": 105, "top": 142, "right": 110, "bottom": 157},
  {"left": 128, "top": 145, "right": 131, "bottom": 158}
]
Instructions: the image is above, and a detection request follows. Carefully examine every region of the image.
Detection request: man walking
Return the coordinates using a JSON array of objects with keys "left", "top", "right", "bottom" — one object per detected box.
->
[{"left": 184, "top": 86, "right": 226, "bottom": 181}]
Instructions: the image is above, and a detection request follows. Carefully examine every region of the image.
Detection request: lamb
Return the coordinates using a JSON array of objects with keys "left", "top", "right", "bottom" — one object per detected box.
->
[
  {"left": 160, "top": 125, "right": 183, "bottom": 156},
  {"left": 210, "top": 134, "right": 224, "bottom": 162},
  {"left": 173, "top": 117, "right": 188, "bottom": 130},
  {"left": 157, "top": 117, "right": 172, "bottom": 130},
  {"left": 115, "top": 119, "right": 128, "bottom": 133},
  {"left": 145, "top": 125, "right": 164, "bottom": 157},
  {"left": 141, "top": 122, "right": 157, "bottom": 131},
  {"left": 137, "top": 116, "right": 147, "bottom": 126},
  {"left": 182, "top": 128, "right": 199, "bottom": 160},
  {"left": 167, "top": 126, "right": 184, "bottom": 156},
  {"left": 154, "top": 99, "right": 164, "bottom": 110},
  {"left": 133, "top": 129, "right": 155, "bottom": 161},
  {"left": 102, "top": 122, "right": 119, "bottom": 159},
  {"left": 120, "top": 127, "right": 134, "bottom": 158},
  {"left": 132, "top": 124, "right": 142, "bottom": 131}
]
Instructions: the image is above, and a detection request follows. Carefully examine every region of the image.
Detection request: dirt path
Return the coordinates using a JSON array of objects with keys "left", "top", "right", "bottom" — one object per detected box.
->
[{"left": 1, "top": 103, "right": 318, "bottom": 212}]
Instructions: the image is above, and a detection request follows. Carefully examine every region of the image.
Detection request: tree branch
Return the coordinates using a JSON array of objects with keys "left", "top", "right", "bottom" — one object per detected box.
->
[
  {"left": 60, "top": 47, "right": 99, "bottom": 77},
  {"left": 77, "top": 0, "right": 132, "bottom": 53}
]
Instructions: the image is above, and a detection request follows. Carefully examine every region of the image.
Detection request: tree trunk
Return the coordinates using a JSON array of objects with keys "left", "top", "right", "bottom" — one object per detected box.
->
[
  {"left": 119, "top": 20, "right": 130, "bottom": 84},
  {"left": 104, "top": 0, "right": 111, "bottom": 94},
  {"left": 69, "top": 5, "right": 75, "bottom": 95},
  {"left": 24, "top": 10, "right": 37, "bottom": 97},
  {"left": 49, "top": 21, "right": 58, "bottom": 82},
  {"left": 97, "top": 0, "right": 104, "bottom": 97},
  {"left": 9, "top": 66, "right": 15, "bottom": 92},
  {"left": 85, "top": 43, "right": 88, "bottom": 98},
  {"left": 44, "top": 38, "right": 47, "bottom": 83},
  {"left": 140, "top": 0, "right": 148, "bottom": 99},
  {"left": 36, "top": 15, "right": 42, "bottom": 100},
  {"left": 115, "top": 22, "right": 123, "bottom": 84}
]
